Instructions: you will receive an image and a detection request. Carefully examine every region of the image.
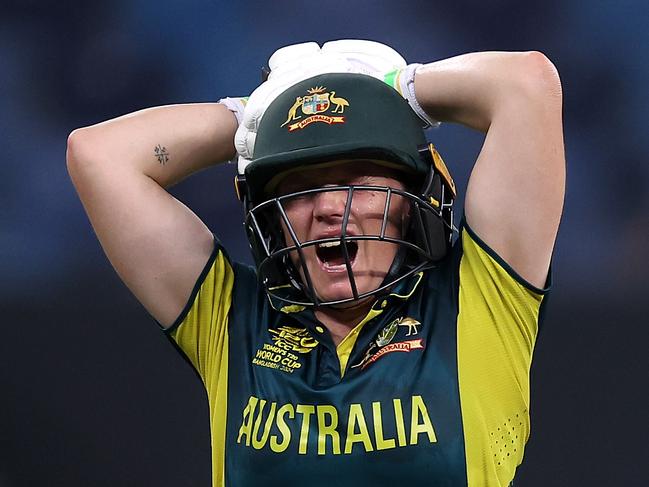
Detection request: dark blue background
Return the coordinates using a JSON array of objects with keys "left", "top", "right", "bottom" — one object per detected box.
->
[{"left": 2, "top": 0, "right": 647, "bottom": 485}]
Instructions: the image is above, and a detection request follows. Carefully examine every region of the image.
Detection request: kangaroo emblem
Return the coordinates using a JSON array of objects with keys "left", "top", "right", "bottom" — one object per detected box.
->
[
  {"left": 397, "top": 317, "right": 421, "bottom": 336},
  {"left": 281, "top": 96, "right": 303, "bottom": 127}
]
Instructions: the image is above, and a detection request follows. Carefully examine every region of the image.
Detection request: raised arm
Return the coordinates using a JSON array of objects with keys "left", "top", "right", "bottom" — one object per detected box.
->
[
  {"left": 415, "top": 51, "right": 565, "bottom": 288},
  {"left": 67, "top": 103, "right": 238, "bottom": 326}
]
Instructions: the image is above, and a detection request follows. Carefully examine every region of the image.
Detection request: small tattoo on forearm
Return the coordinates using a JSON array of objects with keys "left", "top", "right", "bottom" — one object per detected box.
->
[{"left": 154, "top": 144, "right": 170, "bottom": 165}]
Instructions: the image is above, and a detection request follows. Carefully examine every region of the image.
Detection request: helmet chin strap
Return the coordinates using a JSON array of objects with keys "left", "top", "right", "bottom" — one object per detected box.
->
[
  {"left": 375, "top": 246, "right": 408, "bottom": 297},
  {"left": 370, "top": 200, "right": 413, "bottom": 300}
]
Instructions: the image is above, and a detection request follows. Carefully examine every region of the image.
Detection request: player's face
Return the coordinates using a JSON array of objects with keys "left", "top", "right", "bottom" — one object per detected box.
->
[{"left": 277, "top": 161, "right": 410, "bottom": 304}]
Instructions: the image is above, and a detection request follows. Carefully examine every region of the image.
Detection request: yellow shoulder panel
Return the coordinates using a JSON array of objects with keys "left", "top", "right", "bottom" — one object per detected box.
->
[
  {"left": 457, "top": 227, "right": 546, "bottom": 486},
  {"left": 170, "top": 249, "right": 234, "bottom": 487}
]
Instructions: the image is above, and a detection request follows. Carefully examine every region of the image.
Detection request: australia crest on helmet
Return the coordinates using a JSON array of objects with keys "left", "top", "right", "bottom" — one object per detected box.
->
[{"left": 280, "top": 85, "right": 349, "bottom": 132}]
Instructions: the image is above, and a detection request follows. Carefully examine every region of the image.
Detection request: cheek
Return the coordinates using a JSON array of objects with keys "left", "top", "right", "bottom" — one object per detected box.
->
[
  {"left": 281, "top": 204, "right": 312, "bottom": 242},
  {"left": 394, "top": 198, "right": 412, "bottom": 231},
  {"left": 361, "top": 193, "right": 409, "bottom": 237},
  {"left": 353, "top": 192, "right": 384, "bottom": 222}
]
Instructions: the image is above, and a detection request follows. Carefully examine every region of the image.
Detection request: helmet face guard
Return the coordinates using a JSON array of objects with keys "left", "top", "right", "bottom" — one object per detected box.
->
[
  {"left": 242, "top": 160, "right": 455, "bottom": 308},
  {"left": 235, "top": 73, "right": 457, "bottom": 307}
]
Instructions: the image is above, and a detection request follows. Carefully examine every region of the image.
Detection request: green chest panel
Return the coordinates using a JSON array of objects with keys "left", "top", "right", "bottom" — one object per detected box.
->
[{"left": 224, "top": 250, "right": 467, "bottom": 486}]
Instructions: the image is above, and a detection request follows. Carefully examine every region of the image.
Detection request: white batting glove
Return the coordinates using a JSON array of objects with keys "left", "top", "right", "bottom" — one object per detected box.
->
[
  {"left": 324, "top": 40, "right": 439, "bottom": 129},
  {"left": 321, "top": 39, "right": 406, "bottom": 77}
]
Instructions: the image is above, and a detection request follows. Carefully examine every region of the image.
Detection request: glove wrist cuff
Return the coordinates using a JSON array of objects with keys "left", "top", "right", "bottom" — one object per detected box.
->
[{"left": 391, "top": 63, "right": 440, "bottom": 129}]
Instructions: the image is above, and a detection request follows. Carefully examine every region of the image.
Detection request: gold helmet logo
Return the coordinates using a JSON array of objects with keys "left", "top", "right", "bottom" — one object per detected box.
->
[{"left": 281, "top": 86, "right": 349, "bottom": 132}]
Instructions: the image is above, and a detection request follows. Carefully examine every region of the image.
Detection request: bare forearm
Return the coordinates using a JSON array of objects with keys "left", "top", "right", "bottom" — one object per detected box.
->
[
  {"left": 67, "top": 103, "right": 238, "bottom": 188},
  {"left": 66, "top": 102, "right": 238, "bottom": 325},
  {"left": 414, "top": 51, "right": 562, "bottom": 133}
]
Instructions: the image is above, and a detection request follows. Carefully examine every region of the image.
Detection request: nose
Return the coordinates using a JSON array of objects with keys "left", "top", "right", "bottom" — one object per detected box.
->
[{"left": 313, "top": 186, "right": 349, "bottom": 223}]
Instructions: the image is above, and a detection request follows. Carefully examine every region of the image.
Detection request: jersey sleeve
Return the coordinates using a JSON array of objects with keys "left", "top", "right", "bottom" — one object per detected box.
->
[
  {"left": 164, "top": 239, "right": 234, "bottom": 384},
  {"left": 456, "top": 221, "right": 550, "bottom": 486},
  {"left": 162, "top": 238, "right": 236, "bottom": 486}
]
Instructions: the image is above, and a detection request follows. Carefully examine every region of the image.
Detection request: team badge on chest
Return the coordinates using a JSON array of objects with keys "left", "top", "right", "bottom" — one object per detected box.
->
[{"left": 352, "top": 317, "right": 425, "bottom": 371}]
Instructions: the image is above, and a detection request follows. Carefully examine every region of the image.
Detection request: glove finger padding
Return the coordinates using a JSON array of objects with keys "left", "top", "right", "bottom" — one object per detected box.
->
[
  {"left": 321, "top": 39, "right": 406, "bottom": 76},
  {"left": 267, "top": 42, "right": 321, "bottom": 74}
]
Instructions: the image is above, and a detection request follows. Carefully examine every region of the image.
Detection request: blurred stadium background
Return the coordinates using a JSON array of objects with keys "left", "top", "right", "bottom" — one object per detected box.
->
[{"left": 1, "top": 0, "right": 647, "bottom": 485}]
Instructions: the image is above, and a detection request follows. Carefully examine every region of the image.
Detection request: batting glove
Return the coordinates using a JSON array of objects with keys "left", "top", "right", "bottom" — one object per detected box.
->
[{"left": 228, "top": 40, "right": 439, "bottom": 175}]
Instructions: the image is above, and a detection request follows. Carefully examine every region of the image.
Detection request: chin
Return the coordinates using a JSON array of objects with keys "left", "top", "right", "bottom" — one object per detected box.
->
[
  {"left": 313, "top": 275, "right": 384, "bottom": 304},
  {"left": 313, "top": 283, "right": 354, "bottom": 303}
]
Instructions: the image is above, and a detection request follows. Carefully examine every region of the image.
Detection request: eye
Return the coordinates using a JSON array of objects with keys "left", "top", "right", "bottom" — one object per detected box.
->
[
  {"left": 280, "top": 190, "right": 314, "bottom": 212},
  {"left": 277, "top": 179, "right": 319, "bottom": 197}
]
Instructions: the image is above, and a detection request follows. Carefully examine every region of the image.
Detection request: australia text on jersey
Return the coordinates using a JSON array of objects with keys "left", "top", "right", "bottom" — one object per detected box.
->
[{"left": 237, "top": 395, "right": 437, "bottom": 455}]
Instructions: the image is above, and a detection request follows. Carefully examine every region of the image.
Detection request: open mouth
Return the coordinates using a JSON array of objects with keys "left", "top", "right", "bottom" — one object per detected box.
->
[{"left": 315, "top": 240, "right": 358, "bottom": 269}]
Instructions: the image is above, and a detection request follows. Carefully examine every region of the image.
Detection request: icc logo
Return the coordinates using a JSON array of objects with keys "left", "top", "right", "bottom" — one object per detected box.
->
[{"left": 281, "top": 86, "right": 349, "bottom": 132}]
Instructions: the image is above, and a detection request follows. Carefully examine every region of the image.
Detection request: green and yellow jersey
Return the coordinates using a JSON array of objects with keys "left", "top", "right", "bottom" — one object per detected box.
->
[{"left": 165, "top": 221, "right": 549, "bottom": 487}]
